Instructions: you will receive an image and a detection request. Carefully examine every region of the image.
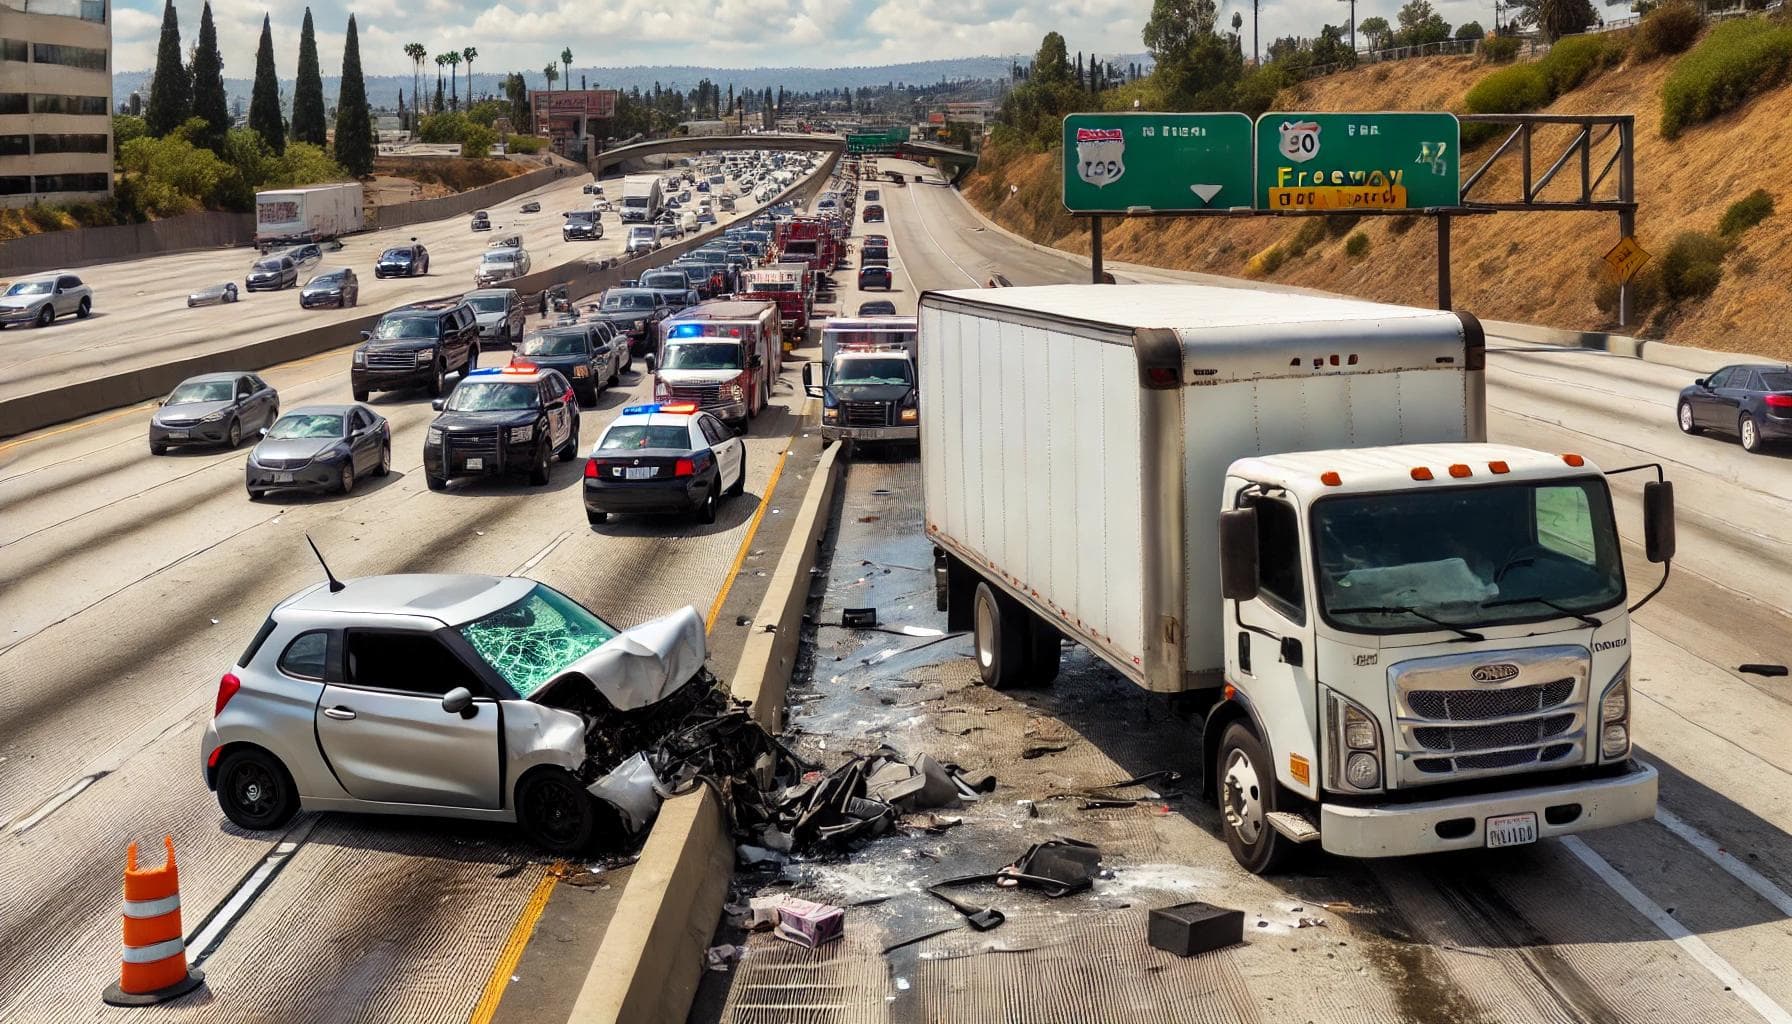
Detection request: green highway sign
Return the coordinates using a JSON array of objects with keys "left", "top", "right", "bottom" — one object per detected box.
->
[
  {"left": 1254, "top": 112, "right": 1460, "bottom": 211},
  {"left": 1061, "top": 112, "right": 1253, "bottom": 215}
]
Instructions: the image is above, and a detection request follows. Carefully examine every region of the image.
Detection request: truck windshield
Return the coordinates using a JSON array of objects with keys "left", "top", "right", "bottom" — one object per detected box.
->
[
  {"left": 1312, "top": 479, "right": 1625, "bottom": 634},
  {"left": 832, "top": 357, "right": 912, "bottom": 386},
  {"left": 661, "top": 341, "right": 742, "bottom": 370},
  {"left": 458, "top": 584, "right": 618, "bottom": 698}
]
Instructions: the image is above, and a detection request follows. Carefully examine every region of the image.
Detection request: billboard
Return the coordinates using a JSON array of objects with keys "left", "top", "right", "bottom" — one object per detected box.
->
[{"left": 530, "top": 89, "right": 618, "bottom": 120}]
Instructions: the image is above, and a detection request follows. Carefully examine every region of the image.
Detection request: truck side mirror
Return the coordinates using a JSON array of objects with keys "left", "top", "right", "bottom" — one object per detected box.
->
[
  {"left": 644, "top": 353, "right": 657, "bottom": 373},
  {"left": 1219, "top": 508, "right": 1260, "bottom": 601},
  {"left": 749, "top": 354, "right": 764, "bottom": 369},
  {"left": 802, "top": 361, "right": 823, "bottom": 397},
  {"left": 359, "top": 330, "right": 372, "bottom": 341},
  {"left": 1643, "top": 480, "right": 1675, "bottom": 563},
  {"left": 431, "top": 398, "right": 446, "bottom": 411}
]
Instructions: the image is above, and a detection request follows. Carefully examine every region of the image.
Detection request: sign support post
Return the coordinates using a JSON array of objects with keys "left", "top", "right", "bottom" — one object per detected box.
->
[
  {"left": 1437, "top": 214, "right": 1452, "bottom": 310},
  {"left": 1090, "top": 216, "right": 1104, "bottom": 285}
]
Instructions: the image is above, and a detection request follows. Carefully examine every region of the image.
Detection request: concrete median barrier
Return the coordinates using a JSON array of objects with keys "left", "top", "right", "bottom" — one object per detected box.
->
[{"left": 0, "top": 151, "right": 842, "bottom": 440}]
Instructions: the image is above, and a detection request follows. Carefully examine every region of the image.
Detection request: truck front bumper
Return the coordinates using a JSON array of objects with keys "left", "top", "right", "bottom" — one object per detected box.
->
[
  {"left": 821, "top": 423, "right": 918, "bottom": 442},
  {"left": 1319, "top": 759, "right": 1658, "bottom": 858}
]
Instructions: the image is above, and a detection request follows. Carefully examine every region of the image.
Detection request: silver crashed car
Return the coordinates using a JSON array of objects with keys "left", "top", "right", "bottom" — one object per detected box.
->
[
  {"left": 201, "top": 574, "right": 709, "bottom": 853},
  {"left": 187, "top": 282, "right": 240, "bottom": 307}
]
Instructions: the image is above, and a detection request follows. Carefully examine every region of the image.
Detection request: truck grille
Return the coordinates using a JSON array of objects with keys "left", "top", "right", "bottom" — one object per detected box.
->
[
  {"left": 448, "top": 431, "right": 500, "bottom": 460},
  {"left": 842, "top": 402, "right": 889, "bottom": 427},
  {"left": 366, "top": 351, "right": 420, "bottom": 371},
  {"left": 1389, "top": 645, "right": 1588, "bottom": 785},
  {"left": 667, "top": 383, "right": 722, "bottom": 405}
]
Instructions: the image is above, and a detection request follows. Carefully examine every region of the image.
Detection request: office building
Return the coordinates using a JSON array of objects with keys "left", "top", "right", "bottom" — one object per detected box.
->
[{"left": 2, "top": 0, "right": 113, "bottom": 207}]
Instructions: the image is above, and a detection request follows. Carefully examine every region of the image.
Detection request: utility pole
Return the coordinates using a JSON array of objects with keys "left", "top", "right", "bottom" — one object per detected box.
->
[
  {"left": 1254, "top": 0, "right": 1262, "bottom": 64},
  {"left": 1340, "top": 0, "right": 1358, "bottom": 49}
]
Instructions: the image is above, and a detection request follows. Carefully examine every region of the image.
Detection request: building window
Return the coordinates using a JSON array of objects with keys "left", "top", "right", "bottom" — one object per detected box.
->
[
  {"left": 0, "top": 135, "right": 28, "bottom": 157},
  {"left": 0, "top": 94, "right": 26, "bottom": 115},
  {"left": 0, "top": 176, "right": 31, "bottom": 196},
  {"left": 0, "top": 0, "right": 106, "bottom": 21},
  {"left": 31, "top": 94, "right": 109, "bottom": 116},
  {"left": 2, "top": 39, "right": 28, "bottom": 62},
  {"left": 34, "top": 172, "right": 109, "bottom": 193},
  {"left": 33, "top": 43, "right": 109, "bottom": 71},
  {"left": 33, "top": 133, "right": 108, "bottom": 154}
]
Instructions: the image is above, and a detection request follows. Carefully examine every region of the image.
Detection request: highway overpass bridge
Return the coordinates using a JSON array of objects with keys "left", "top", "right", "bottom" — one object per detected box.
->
[{"left": 592, "top": 133, "right": 978, "bottom": 183}]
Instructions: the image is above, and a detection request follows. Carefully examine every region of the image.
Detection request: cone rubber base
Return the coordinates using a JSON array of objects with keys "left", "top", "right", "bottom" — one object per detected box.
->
[{"left": 102, "top": 969, "right": 203, "bottom": 1006}]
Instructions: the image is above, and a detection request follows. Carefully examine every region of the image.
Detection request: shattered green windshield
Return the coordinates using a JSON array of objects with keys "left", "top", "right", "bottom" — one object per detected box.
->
[{"left": 457, "top": 585, "right": 618, "bottom": 697}]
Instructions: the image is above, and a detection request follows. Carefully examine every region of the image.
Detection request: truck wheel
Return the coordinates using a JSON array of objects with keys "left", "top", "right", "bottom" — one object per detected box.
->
[
  {"left": 529, "top": 442, "right": 552, "bottom": 485},
  {"left": 972, "top": 581, "right": 1026, "bottom": 690},
  {"left": 1025, "top": 614, "right": 1062, "bottom": 684},
  {"left": 427, "top": 473, "right": 447, "bottom": 491},
  {"left": 1217, "top": 722, "right": 1297, "bottom": 875},
  {"left": 427, "top": 361, "right": 447, "bottom": 398}
]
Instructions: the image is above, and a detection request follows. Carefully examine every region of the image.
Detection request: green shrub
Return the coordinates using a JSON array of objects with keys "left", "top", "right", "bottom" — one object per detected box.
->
[
  {"left": 1538, "top": 33, "right": 1623, "bottom": 95},
  {"left": 1718, "top": 188, "right": 1774, "bottom": 237},
  {"left": 505, "top": 134, "right": 546, "bottom": 154},
  {"left": 1345, "top": 231, "right": 1370, "bottom": 258},
  {"left": 1462, "top": 64, "right": 1551, "bottom": 142},
  {"left": 1635, "top": 1, "right": 1702, "bottom": 60},
  {"left": 1481, "top": 34, "right": 1521, "bottom": 62},
  {"left": 1660, "top": 19, "right": 1792, "bottom": 138},
  {"left": 460, "top": 123, "right": 496, "bottom": 158},
  {"left": 1659, "top": 230, "right": 1728, "bottom": 301},
  {"left": 1591, "top": 259, "right": 1663, "bottom": 324}
]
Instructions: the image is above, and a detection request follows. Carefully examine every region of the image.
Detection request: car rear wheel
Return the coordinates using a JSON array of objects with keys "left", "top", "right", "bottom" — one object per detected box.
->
[
  {"left": 1741, "top": 414, "right": 1764, "bottom": 453},
  {"left": 353, "top": 387, "right": 369, "bottom": 403},
  {"left": 426, "top": 473, "right": 447, "bottom": 491},
  {"left": 558, "top": 418, "right": 579, "bottom": 461},
  {"left": 76, "top": 297, "right": 92, "bottom": 319},
  {"left": 697, "top": 484, "right": 719, "bottom": 524},
  {"left": 216, "top": 748, "right": 299, "bottom": 831},
  {"left": 727, "top": 458, "right": 746, "bottom": 497},
  {"left": 517, "top": 769, "right": 599, "bottom": 855},
  {"left": 1678, "top": 401, "right": 1701, "bottom": 435}
]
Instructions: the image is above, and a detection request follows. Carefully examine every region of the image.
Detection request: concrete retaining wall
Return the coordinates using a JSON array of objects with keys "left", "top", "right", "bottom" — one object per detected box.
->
[
  {"left": 367, "top": 164, "right": 571, "bottom": 231},
  {"left": 0, "top": 151, "right": 842, "bottom": 439},
  {"left": 0, "top": 212, "right": 255, "bottom": 275}
]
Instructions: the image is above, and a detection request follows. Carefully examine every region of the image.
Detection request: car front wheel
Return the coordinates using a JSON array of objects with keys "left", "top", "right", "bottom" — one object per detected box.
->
[
  {"left": 35, "top": 305, "right": 54, "bottom": 327},
  {"left": 516, "top": 769, "right": 599, "bottom": 855},
  {"left": 1678, "top": 401, "right": 1700, "bottom": 435},
  {"left": 216, "top": 747, "right": 299, "bottom": 831}
]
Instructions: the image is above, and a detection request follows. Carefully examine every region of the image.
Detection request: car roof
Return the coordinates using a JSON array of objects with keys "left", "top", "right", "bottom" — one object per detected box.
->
[
  {"left": 465, "top": 288, "right": 517, "bottom": 297},
  {"left": 390, "top": 300, "right": 457, "bottom": 315},
  {"left": 606, "top": 407, "right": 703, "bottom": 430},
  {"left": 280, "top": 573, "right": 535, "bottom": 625},
  {"left": 282, "top": 403, "right": 359, "bottom": 415},
  {"left": 463, "top": 366, "right": 561, "bottom": 385},
  {"left": 181, "top": 370, "right": 249, "bottom": 383}
]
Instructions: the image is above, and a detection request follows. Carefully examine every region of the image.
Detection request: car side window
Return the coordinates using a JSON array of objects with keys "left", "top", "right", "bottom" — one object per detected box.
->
[
  {"left": 342, "top": 629, "right": 481, "bottom": 696},
  {"left": 698, "top": 417, "right": 724, "bottom": 446},
  {"left": 1746, "top": 372, "right": 1766, "bottom": 391},
  {"left": 1247, "top": 496, "right": 1306, "bottom": 624},
  {"left": 59, "top": 276, "right": 81, "bottom": 290},
  {"left": 278, "top": 630, "right": 330, "bottom": 681},
  {"left": 1707, "top": 367, "right": 1735, "bottom": 389}
]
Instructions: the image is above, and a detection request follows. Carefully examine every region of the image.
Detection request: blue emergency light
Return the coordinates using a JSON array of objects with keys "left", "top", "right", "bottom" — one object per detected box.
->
[
  {"left": 670, "top": 324, "right": 704, "bottom": 338},
  {"left": 622, "top": 404, "right": 661, "bottom": 415}
]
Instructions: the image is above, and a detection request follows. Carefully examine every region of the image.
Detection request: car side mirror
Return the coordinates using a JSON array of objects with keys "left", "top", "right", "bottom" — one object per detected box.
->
[
  {"left": 441, "top": 687, "right": 476, "bottom": 717},
  {"left": 1643, "top": 480, "right": 1676, "bottom": 564},
  {"left": 1693, "top": 378, "right": 1707, "bottom": 388},
  {"left": 1219, "top": 508, "right": 1260, "bottom": 601},
  {"left": 431, "top": 398, "right": 446, "bottom": 411},
  {"left": 644, "top": 353, "right": 657, "bottom": 373},
  {"left": 259, "top": 427, "right": 269, "bottom": 436}
]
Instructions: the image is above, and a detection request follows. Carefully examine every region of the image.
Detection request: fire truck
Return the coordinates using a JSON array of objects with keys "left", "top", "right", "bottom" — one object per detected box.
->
[{"left": 736, "top": 262, "right": 813, "bottom": 349}]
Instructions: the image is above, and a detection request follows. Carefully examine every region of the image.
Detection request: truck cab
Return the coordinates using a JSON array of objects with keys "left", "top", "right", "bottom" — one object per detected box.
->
[
  {"left": 805, "top": 316, "right": 918, "bottom": 445},
  {"left": 652, "top": 301, "right": 782, "bottom": 433}
]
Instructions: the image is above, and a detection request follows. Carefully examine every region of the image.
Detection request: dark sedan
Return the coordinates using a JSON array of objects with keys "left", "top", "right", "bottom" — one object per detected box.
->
[
  {"left": 1678, "top": 363, "right": 1792, "bottom": 453},
  {"left": 151, "top": 371, "right": 279, "bottom": 454},
  {"left": 245, "top": 256, "right": 298, "bottom": 292},
  {"left": 246, "top": 405, "right": 390, "bottom": 498},
  {"left": 857, "top": 265, "right": 893, "bottom": 291},
  {"left": 374, "top": 242, "right": 430, "bottom": 278},
  {"left": 857, "top": 300, "right": 897, "bottom": 316},
  {"left": 299, "top": 268, "right": 359, "bottom": 309}
]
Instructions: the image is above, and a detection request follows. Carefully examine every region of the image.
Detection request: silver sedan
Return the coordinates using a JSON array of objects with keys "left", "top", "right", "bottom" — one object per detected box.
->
[{"left": 200, "top": 574, "right": 708, "bottom": 853}]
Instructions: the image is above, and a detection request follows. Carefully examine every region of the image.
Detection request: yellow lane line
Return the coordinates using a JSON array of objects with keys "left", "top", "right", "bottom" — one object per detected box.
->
[
  {"left": 706, "top": 438, "right": 793, "bottom": 634},
  {"left": 468, "top": 860, "right": 566, "bottom": 1024}
]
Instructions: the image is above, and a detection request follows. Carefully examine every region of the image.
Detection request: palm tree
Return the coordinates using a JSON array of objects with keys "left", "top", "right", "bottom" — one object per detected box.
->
[
  {"left": 543, "top": 63, "right": 559, "bottom": 91},
  {"left": 445, "top": 51, "right": 462, "bottom": 110},
  {"left": 560, "top": 48, "right": 572, "bottom": 92},
  {"left": 434, "top": 53, "right": 447, "bottom": 113},
  {"left": 403, "top": 42, "right": 426, "bottom": 127},
  {"left": 462, "top": 46, "right": 478, "bottom": 105}
]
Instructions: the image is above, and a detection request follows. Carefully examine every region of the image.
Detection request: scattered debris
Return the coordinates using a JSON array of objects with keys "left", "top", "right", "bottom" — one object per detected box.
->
[
  {"left": 843, "top": 607, "right": 878, "bottom": 628},
  {"left": 1148, "top": 902, "right": 1245, "bottom": 957},
  {"left": 1079, "top": 799, "right": 1136, "bottom": 811},
  {"left": 857, "top": 515, "right": 881, "bottom": 523},
  {"left": 705, "top": 944, "right": 746, "bottom": 971},
  {"left": 934, "top": 838, "right": 1104, "bottom": 900},
  {"left": 929, "top": 889, "right": 1005, "bottom": 931},
  {"left": 1741, "top": 664, "right": 1789, "bottom": 677},
  {"left": 587, "top": 753, "right": 662, "bottom": 833},
  {"left": 773, "top": 897, "right": 845, "bottom": 948},
  {"left": 1021, "top": 744, "right": 1068, "bottom": 759},
  {"left": 1296, "top": 917, "right": 1328, "bottom": 929}
]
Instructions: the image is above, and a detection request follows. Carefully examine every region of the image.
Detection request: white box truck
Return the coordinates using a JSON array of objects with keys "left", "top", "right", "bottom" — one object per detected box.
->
[
  {"left": 255, "top": 183, "right": 364, "bottom": 245},
  {"left": 920, "top": 284, "right": 1671, "bottom": 873},
  {"left": 620, "top": 175, "right": 664, "bottom": 223}
]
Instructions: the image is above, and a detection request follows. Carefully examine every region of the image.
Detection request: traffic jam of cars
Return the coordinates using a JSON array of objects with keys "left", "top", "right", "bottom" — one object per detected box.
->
[{"left": 155, "top": 149, "right": 849, "bottom": 860}]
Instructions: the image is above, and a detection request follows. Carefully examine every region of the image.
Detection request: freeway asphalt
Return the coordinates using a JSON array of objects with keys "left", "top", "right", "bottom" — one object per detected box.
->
[
  {"left": 690, "top": 161, "right": 1792, "bottom": 1023},
  {"left": 0, "top": 162, "right": 842, "bottom": 1023}
]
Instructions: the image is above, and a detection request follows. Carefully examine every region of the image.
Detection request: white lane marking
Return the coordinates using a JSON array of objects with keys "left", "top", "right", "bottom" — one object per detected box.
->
[
  {"left": 186, "top": 815, "right": 317, "bottom": 968},
  {"left": 1656, "top": 807, "right": 1792, "bottom": 918},
  {"left": 511, "top": 530, "right": 572, "bottom": 577},
  {"left": 903, "top": 178, "right": 982, "bottom": 287},
  {"left": 8, "top": 772, "right": 101, "bottom": 835},
  {"left": 1563, "top": 835, "right": 1792, "bottom": 1024}
]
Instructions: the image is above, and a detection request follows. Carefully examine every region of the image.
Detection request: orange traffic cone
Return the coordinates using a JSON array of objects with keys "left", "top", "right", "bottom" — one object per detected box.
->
[{"left": 101, "top": 836, "right": 204, "bottom": 1006}]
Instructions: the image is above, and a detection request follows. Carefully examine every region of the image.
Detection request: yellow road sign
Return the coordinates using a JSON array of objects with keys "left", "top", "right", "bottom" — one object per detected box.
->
[{"left": 1603, "top": 235, "right": 1651, "bottom": 283}]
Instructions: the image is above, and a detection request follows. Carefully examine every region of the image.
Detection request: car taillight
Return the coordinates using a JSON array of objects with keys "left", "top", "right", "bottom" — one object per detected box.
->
[
  {"left": 215, "top": 672, "right": 241, "bottom": 716},
  {"left": 674, "top": 457, "right": 696, "bottom": 477},
  {"left": 585, "top": 458, "right": 603, "bottom": 478},
  {"left": 1766, "top": 394, "right": 1792, "bottom": 409}
]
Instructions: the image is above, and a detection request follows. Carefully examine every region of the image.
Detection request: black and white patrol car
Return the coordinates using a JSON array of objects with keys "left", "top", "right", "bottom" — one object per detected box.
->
[
  {"left": 581, "top": 402, "right": 745, "bottom": 525},
  {"left": 423, "top": 364, "right": 581, "bottom": 490}
]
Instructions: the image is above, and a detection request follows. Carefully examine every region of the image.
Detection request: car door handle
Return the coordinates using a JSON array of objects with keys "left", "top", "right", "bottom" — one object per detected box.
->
[{"left": 323, "top": 706, "right": 357, "bottom": 720}]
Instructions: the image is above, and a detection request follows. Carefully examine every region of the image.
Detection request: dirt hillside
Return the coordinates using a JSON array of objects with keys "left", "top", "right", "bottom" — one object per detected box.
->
[{"left": 962, "top": 48, "right": 1792, "bottom": 359}]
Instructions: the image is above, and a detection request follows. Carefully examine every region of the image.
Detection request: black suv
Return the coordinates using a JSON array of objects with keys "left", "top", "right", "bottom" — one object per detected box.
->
[
  {"left": 563, "top": 210, "right": 604, "bottom": 241},
  {"left": 351, "top": 300, "right": 482, "bottom": 401},
  {"left": 422, "top": 365, "right": 580, "bottom": 490}
]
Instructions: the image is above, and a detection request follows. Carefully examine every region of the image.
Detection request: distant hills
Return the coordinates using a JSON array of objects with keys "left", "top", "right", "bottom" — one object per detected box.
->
[{"left": 111, "top": 55, "right": 1147, "bottom": 112}]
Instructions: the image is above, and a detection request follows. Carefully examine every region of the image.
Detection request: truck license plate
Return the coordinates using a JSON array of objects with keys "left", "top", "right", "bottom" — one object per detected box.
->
[
  {"left": 464, "top": 457, "right": 483, "bottom": 470},
  {"left": 1485, "top": 812, "right": 1538, "bottom": 848},
  {"left": 273, "top": 472, "right": 293, "bottom": 483},
  {"left": 625, "top": 466, "right": 654, "bottom": 480}
]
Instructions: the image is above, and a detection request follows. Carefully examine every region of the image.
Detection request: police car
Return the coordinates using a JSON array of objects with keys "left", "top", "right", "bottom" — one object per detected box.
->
[
  {"left": 423, "top": 364, "right": 580, "bottom": 490},
  {"left": 582, "top": 403, "right": 745, "bottom": 525}
]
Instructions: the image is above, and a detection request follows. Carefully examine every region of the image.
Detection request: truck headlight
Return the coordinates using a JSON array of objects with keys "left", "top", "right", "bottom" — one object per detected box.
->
[
  {"left": 1345, "top": 752, "right": 1380, "bottom": 789},
  {"left": 353, "top": 350, "right": 366, "bottom": 365},
  {"left": 822, "top": 406, "right": 838, "bottom": 423},
  {"left": 1326, "top": 689, "right": 1383, "bottom": 792},
  {"left": 899, "top": 407, "right": 918, "bottom": 423},
  {"left": 1599, "top": 661, "right": 1631, "bottom": 760},
  {"left": 1342, "top": 705, "right": 1377, "bottom": 750},
  {"left": 426, "top": 428, "right": 443, "bottom": 446},
  {"left": 415, "top": 348, "right": 435, "bottom": 364},
  {"left": 573, "top": 364, "right": 590, "bottom": 377},
  {"left": 724, "top": 382, "right": 744, "bottom": 402},
  {"left": 509, "top": 424, "right": 535, "bottom": 444}
]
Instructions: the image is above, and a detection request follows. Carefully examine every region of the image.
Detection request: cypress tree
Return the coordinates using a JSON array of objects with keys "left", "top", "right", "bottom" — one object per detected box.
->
[
  {"left": 291, "top": 8, "right": 328, "bottom": 145},
  {"left": 144, "top": 0, "right": 190, "bottom": 136},
  {"left": 188, "top": 2, "right": 229, "bottom": 152},
  {"left": 333, "top": 15, "right": 375, "bottom": 176},
  {"left": 249, "top": 15, "right": 285, "bottom": 154}
]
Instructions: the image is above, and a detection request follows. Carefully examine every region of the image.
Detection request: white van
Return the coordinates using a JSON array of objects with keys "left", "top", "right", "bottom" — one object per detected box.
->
[{"left": 678, "top": 211, "right": 699, "bottom": 234}]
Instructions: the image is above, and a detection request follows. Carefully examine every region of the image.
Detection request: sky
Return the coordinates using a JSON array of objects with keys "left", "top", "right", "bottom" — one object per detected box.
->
[{"left": 111, "top": 0, "right": 1514, "bottom": 78}]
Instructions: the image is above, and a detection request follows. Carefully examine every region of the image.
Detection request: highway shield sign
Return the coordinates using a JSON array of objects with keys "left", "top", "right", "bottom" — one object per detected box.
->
[
  {"left": 1061, "top": 113, "right": 1253, "bottom": 215},
  {"left": 1255, "top": 112, "right": 1460, "bottom": 211}
]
